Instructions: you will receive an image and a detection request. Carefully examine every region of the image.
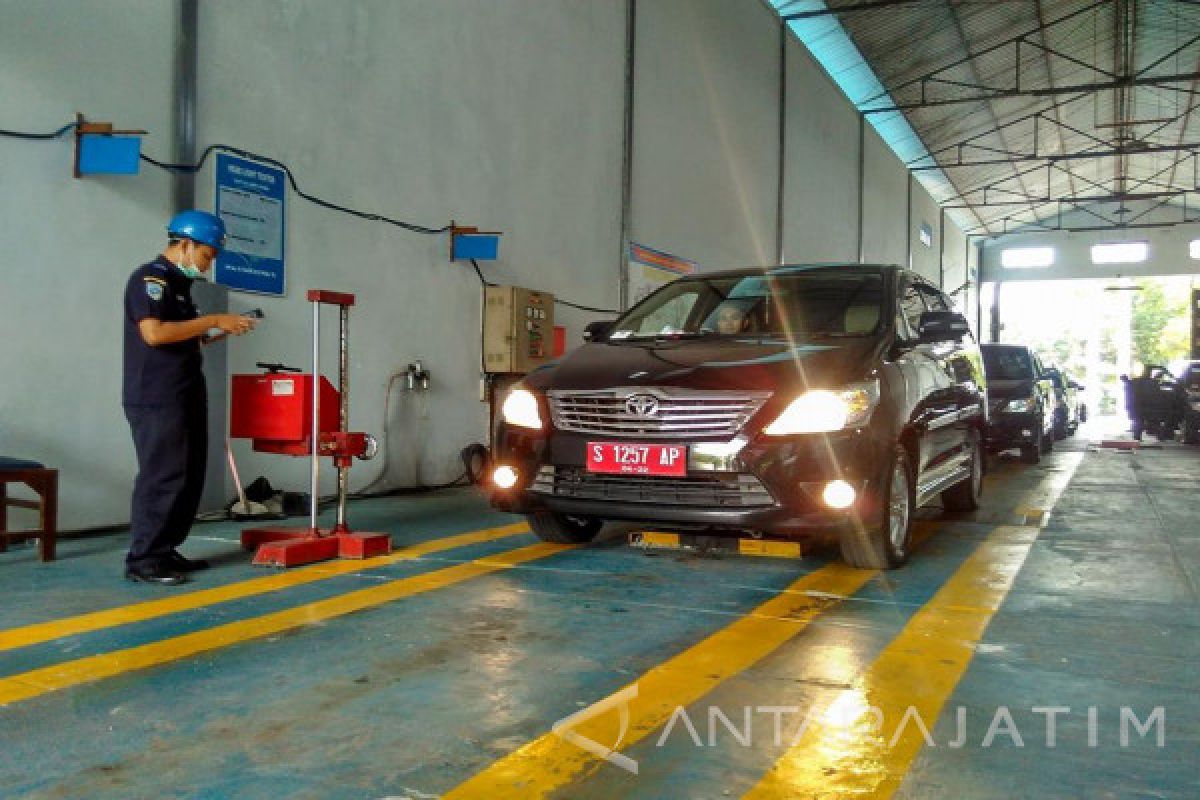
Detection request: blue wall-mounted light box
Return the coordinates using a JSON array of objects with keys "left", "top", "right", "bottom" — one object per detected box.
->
[
  {"left": 73, "top": 118, "right": 146, "bottom": 177},
  {"left": 450, "top": 225, "right": 502, "bottom": 261}
]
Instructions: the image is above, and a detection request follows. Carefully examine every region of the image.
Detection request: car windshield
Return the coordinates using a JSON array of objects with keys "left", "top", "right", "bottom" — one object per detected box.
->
[
  {"left": 982, "top": 347, "right": 1033, "bottom": 381},
  {"left": 608, "top": 269, "right": 884, "bottom": 341}
]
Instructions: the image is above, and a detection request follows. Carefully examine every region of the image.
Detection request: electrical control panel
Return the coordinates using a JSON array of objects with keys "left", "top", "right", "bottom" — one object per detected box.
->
[{"left": 483, "top": 285, "right": 555, "bottom": 374}]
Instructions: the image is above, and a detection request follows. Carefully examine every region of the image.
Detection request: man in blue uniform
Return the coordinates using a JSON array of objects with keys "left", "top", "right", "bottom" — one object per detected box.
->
[{"left": 123, "top": 210, "right": 256, "bottom": 585}]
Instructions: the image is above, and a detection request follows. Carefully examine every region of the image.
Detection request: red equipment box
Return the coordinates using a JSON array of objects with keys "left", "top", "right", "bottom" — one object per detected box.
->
[{"left": 230, "top": 374, "right": 340, "bottom": 445}]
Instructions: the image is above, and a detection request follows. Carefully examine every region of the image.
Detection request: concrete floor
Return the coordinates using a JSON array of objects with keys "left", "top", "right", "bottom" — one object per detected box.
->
[{"left": 1, "top": 419, "right": 1197, "bottom": 799}]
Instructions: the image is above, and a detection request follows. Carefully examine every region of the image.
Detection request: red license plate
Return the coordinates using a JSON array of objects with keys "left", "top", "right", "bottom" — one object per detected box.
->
[{"left": 586, "top": 442, "right": 687, "bottom": 476}]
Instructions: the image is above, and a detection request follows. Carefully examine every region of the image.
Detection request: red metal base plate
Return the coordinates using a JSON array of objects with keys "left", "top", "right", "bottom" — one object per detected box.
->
[{"left": 242, "top": 527, "right": 392, "bottom": 568}]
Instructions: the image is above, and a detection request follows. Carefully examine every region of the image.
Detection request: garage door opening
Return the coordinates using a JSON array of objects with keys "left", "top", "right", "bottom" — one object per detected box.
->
[{"left": 981, "top": 275, "right": 1198, "bottom": 431}]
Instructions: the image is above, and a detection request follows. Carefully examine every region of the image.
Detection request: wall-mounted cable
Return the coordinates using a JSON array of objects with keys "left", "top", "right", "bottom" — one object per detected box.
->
[{"left": 0, "top": 122, "right": 77, "bottom": 140}]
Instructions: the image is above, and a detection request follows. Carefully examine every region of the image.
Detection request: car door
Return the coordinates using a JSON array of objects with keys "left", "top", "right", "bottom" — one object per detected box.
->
[
  {"left": 912, "top": 282, "right": 972, "bottom": 477},
  {"left": 1032, "top": 354, "right": 1056, "bottom": 434}
]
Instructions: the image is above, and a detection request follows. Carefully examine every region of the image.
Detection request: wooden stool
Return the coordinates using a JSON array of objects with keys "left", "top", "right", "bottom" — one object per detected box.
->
[{"left": 0, "top": 458, "right": 58, "bottom": 562}]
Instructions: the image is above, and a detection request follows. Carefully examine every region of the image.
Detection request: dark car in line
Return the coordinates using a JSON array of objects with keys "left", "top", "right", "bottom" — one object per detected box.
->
[
  {"left": 488, "top": 264, "right": 988, "bottom": 570},
  {"left": 1043, "top": 366, "right": 1086, "bottom": 439},
  {"left": 1179, "top": 361, "right": 1200, "bottom": 444},
  {"left": 980, "top": 344, "right": 1058, "bottom": 464}
]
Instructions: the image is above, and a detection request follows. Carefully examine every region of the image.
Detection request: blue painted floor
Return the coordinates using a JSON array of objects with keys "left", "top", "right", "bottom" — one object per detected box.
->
[{"left": 1, "top": 422, "right": 1197, "bottom": 799}]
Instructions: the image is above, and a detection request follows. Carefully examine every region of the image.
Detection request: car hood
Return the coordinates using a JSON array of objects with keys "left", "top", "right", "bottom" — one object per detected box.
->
[{"left": 524, "top": 336, "right": 884, "bottom": 393}]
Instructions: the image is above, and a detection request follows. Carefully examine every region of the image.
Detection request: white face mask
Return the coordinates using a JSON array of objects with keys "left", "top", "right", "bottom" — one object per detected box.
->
[
  {"left": 176, "top": 245, "right": 207, "bottom": 281},
  {"left": 178, "top": 263, "right": 205, "bottom": 281}
]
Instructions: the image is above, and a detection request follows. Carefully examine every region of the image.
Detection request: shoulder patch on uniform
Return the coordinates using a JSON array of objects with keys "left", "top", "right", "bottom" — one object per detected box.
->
[{"left": 145, "top": 282, "right": 164, "bottom": 301}]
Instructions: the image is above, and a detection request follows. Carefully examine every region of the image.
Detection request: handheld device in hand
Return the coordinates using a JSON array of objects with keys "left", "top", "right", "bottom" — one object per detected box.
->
[{"left": 243, "top": 308, "right": 265, "bottom": 319}]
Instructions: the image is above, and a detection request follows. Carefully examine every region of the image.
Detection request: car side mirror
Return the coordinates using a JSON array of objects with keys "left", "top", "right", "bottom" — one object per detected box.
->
[
  {"left": 583, "top": 320, "right": 616, "bottom": 343},
  {"left": 917, "top": 311, "right": 970, "bottom": 343}
]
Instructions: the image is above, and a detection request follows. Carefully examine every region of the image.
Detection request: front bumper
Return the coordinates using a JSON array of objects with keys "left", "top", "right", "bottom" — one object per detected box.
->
[
  {"left": 488, "top": 425, "right": 892, "bottom": 537},
  {"left": 986, "top": 411, "right": 1041, "bottom": 451}
]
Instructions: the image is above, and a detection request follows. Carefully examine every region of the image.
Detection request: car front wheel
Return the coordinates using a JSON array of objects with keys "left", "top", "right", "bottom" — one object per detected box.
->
[
  {"left": 1021, "top": 424, "right": 1042, "bottom": 464},
  {"left": 527, "top": 512, "right": 603, "bottom": 544},
  {"left": 838, "top": 444, "right": 912, "bottom": 570},
  {"left": 942, "top": 429, "right": 983, "bottom": 512}
]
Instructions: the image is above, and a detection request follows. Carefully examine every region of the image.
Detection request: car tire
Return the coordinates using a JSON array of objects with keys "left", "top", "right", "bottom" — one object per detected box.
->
[
  {"left": 1040, "top": 419, "right": 1054, "bottom": 454},
  {"left": 838, "top": 444, "right": 912, "bottom": 570},
  {"left": 1021, "top": 426, "right": 1042, "bottom": 465},
  {"left": 942, "top": 429, "right": 983, "bottom": 512},
  {"left": 527, "top": 512, "right": 602, "bottom": 544},
  {"left": 1053, "top": 416, "right": 1068, "bottom": 441},
  {"left": 1184, "top": 425, "right": 1200, "bottom": 445}
]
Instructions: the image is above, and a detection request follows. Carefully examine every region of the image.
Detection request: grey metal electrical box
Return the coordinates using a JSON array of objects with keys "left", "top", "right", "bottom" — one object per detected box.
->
[{"left": 483, "top": 285, "right": 555, "bottom": 374}]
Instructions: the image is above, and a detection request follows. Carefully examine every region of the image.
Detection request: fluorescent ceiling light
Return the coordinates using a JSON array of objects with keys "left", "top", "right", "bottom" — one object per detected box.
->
[
  {"left": 1091, "top": 241, "right": 1148, "bottom": 264},
  {"left": 1190, "top": 239, "right": 1200, "bottom": 260},
  {"left": 1001, "top": 247, "right": 1054, "bottom": 269}
]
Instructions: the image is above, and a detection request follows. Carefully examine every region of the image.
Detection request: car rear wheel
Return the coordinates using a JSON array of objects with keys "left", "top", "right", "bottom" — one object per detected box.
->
[
  {"left": 942, "top": 429, "right": 983, "bottom": 512},
  {"left": 527, "top": 512, "right": 603, "bottom": 544},
  {"left": 838, "top": 445, "right": 912, "bottom": 570}
]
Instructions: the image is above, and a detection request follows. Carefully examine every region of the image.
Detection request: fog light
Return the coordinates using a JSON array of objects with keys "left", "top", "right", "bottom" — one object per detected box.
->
[
  {"left": 822, "top": 480, "right": 856, "bottom": 509},
  {"left": 493, "top": 465, "right": 518, "bottom": 489}
]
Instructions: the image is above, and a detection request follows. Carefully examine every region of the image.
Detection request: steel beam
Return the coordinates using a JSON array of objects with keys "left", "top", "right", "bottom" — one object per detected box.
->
[
  {"left": 781, "top": 0, "right": 924, "bottom": 21},
  {"left": 911, "top": 142, "right": 1200, "bottom": 171},
  {"left": 864, "top": 71, "right": 1200, "bottom": 114}
]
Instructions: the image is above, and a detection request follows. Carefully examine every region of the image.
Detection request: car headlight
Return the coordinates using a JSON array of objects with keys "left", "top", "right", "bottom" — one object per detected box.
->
[
  {"left": 1003, "top": 396, "right": 1036, "bottom": 413},
  {"left": 763, "top": 381, "right": 879, "bottom": 435},
  {"left": 501, "top": 388, "right": 543, "bottom": 430}
]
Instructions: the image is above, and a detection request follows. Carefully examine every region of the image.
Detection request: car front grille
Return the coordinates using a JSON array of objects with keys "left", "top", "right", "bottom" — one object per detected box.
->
[
  {"left": 546, "top": 388, "right": 770, "bottom": 439},
  {"left": 530, "top": 466, "right": 775, "bottom": 508}
]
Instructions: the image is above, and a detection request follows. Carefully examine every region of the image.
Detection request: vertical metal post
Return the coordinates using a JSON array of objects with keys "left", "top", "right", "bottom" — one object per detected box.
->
[
  {"left": 775, "top": 20, "right": 787, "bottom": 266},
  {"left": 905, "top": 172, "right": 913, "bottom": 270},
  {"left": 617, "top": 0, "right": 637, "bottom": 311},
  {"left": 938, "top": 206, "right": 946, "bottom": 289},
  {"left": 309, "top": 299, "right": 321, "bottom": 534},
  {"left": 173, "top": 0, "right": 198, "bottom": 211},
  {"left": 336, "top": 304, "right": 350, "bottom": 531},
  {"left": 857, "top": 113, "right": 866, "bottom": 263},
  {"left": 991, "top": 280, "right": 1002, "bottom": 343}
]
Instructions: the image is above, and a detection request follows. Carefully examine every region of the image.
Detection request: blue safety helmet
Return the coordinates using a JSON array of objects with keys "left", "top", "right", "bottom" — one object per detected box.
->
[{"left": 166, "top": 210, "right": 226, "bottom": 251}]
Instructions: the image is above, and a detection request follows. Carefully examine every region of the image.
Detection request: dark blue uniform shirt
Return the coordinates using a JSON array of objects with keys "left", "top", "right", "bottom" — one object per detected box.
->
[{"left": 122, "top": 256, "right": 205, "bottom": 406}]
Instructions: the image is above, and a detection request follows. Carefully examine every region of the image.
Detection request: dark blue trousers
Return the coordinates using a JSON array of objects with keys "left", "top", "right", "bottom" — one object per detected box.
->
[{"left": 124, "top": 394, "right": 207, "bottom": 568}]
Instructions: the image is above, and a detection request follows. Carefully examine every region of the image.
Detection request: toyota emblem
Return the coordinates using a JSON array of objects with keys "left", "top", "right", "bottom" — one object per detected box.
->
[{"left": 625, "top": 394, "right": 660, "bottom": 417}]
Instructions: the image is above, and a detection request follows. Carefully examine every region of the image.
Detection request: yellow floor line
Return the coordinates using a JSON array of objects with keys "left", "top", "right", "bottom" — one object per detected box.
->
[
  {"left": 0, "top": 542, "right": 565, "bottom": 707},
  {"left": 742, "top": 524, "right": 1041, "bottom": 800},
  {"left": 0, "top": 522, "right": 530, "bottom": 654},
  {"left": 443, "top": 562, "right": 877, "bottom": 800}
]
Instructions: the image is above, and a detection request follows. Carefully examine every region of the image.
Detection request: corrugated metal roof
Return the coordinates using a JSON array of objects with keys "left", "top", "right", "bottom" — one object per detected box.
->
[{"left": 773, "top": 0, "right": 1200, "bottom": 235}]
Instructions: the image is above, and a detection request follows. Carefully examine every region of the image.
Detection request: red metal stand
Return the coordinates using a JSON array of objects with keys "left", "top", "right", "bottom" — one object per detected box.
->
[{"left": 234, "top": 290, "right": 391, "bottom": 567}]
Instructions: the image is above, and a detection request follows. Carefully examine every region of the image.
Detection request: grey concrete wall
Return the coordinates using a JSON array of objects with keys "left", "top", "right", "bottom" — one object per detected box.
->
[
  {"left": 909, "top": 181, "right": 941, "bottom": 283},
  {"left": 860, "top": 125, "right": 909, "bottom": 266},
  {"left": 781, "top": 36, "right": 860, "bottom": 264},
  {"left": 631, "top": 0, "right": 781, "bottom": 270},
  {"left": 0, "top": 0, "right": 179, "bottom": 530},
  {"left": 2, "top": 0, "right": 971, "bottom": 529},
  {"left": 196, "top": 0, "right": 627, "bottom": 495}
]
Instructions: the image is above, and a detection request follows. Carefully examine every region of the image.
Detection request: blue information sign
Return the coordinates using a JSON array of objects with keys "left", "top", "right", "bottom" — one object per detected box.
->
[{"left": 214, "top": 153, "right": 286, "bottom": 296}]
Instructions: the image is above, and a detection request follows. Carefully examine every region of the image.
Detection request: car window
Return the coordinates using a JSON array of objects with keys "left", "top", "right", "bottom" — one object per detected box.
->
[
  {"left": 897, "top": 283, "right": 926, "bottom": 338},
  {"left": 917, "top": 284, "right": 950, "bottom": 312},
  {"left": 981, "top": 347, "right": 1033, "bottom": 380},
  {"left": 629, "top": 289, "right": 701, "bottom": 335},
  {"left": 609, "top": 270, "right": 885, "bottom": 341}
]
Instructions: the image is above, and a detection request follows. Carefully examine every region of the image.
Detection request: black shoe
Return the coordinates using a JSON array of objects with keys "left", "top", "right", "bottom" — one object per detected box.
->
[
  {"left": 168, "top": 550, "right": 210, "bottom": 572},
  {"left": 125, "top": 563, "right": 187, "bottom": 586}
]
